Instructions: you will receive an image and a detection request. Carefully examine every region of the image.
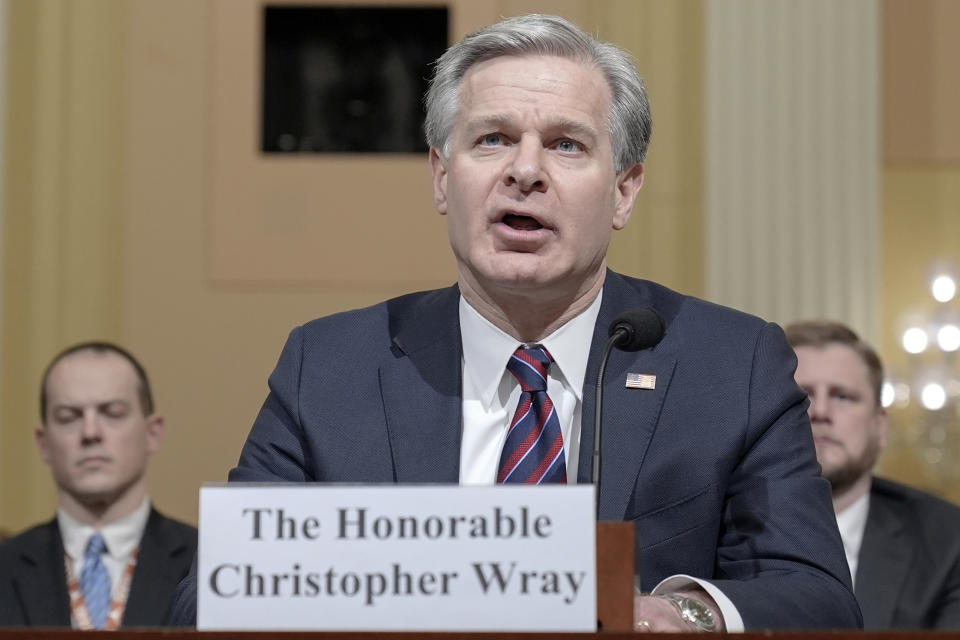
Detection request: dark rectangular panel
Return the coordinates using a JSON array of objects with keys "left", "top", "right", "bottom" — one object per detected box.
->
[{"left": 262, "top": 5, "right": 449, "bottom": 153}]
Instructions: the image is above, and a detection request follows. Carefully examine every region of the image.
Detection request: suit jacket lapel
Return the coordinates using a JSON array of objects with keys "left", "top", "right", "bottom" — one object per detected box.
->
[
  {"left": 855, "top": 490, "right": 912, "bottom": 628},
  {"left": 578, "top": 273, "right": 677, "bottom": 520},
  {"left": 12, "top": 520, "right": 71, "bottom": 626},
  {"left": 380, "top": 286, "right": 462, "bottom": 483}
]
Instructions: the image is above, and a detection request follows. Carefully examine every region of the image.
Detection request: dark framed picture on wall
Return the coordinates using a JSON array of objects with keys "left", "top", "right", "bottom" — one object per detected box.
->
[{"left": 262, "top": 6, "right": 448, "bottom": 154}]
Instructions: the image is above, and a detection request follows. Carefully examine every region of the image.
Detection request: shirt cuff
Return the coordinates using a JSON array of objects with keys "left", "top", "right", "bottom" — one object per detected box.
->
[{"left": 651, "top": 574, "right": 745, "bottom": 633}]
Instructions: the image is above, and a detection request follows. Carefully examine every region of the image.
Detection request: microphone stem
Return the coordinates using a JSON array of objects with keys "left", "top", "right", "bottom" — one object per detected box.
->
[{"left": 593, "top": 331, "right": 624, "bottom": 520}]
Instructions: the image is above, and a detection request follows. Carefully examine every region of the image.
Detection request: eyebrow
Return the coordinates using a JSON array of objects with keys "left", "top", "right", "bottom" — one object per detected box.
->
[
  {"left": 463, "top": 115, "right": 599, "bottom": 144},
  {"left": 830, "top": 385, "right": 862, "bottom": 396},
  {"left": 52, "top": 398, "right": 130, "bottom": 411},
  {"left": 801, "top": 383, "right": 862, "bottom": 397}
]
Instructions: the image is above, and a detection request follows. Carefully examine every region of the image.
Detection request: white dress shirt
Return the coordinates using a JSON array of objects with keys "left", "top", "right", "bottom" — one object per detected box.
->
[
  {"left": 835, "top": 489, "right": 870, "bottom": 589},
  {"left": 458, "top": 292, "right": 601, "bottom": 484},
  {"left": 58, "top": 497, "right": 151, "bottom": 624},
  {"left": 456, "top": 292, "right": 744, "bottom": 631}
]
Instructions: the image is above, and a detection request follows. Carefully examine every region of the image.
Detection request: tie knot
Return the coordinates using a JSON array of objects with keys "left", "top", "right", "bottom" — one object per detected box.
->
[
  {"left": 507, "top": 346, "right": 553, "bottom": 392},
  {"left": 85, "top": 533, "right": 107, "bottom": 558}
]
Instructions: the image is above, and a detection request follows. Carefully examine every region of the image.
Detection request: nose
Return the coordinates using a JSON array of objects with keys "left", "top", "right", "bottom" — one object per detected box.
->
[
  {"left": 80, "top": 410, "right": 104, "bottom": 443},
  {"left": 505, "top": 136, "right": 547, "bottom": 194},
  {"left": 807, "top": 392, "right": 830, "bottom": 424}
]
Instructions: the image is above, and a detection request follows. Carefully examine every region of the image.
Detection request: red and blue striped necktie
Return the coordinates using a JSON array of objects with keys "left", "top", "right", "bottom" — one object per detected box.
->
[{"left": 497, "top": 346, "right": 567, "bottom": 484}]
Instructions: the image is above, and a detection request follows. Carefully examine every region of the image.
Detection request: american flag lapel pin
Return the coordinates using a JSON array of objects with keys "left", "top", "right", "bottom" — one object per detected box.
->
[{"left": 625, "top": 373, "right": 656, "bottom": 390}]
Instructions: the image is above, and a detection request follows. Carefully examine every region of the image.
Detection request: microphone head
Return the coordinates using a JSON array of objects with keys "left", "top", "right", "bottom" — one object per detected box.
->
[{"left": 608, "top": 307, "right": 665, "bottom": 352}]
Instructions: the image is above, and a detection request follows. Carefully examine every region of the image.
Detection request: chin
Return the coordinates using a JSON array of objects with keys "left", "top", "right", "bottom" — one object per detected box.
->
[
  {"left": 73, "top": 483, "right": 123, "bottom": 506},
  {"left": 494, "top": 262, "right": 571, "bottom": 288},
  {"left": 821, "top": 459, "right": 857, "bottom": 483},
  {"left": 818, "top": 457, "right": 842, "bottom": 476},
  {"left": 820, "top": 466, "right": 839, "bottom": 483},
  {"left": 477, "top": 272, "right": 546, "bottom": 296},
  {"left": 486, "top": 261, "right": 547, "bottom": 281}
]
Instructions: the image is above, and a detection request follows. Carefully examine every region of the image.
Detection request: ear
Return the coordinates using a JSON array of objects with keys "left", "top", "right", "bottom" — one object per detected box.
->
[
  {"left": 35, "top": 426, "right": 51, "bottom": 464},
  {"left": 429, "top": 147, "right": 449, "bottom": 215},
  {"left": 145, "top": 414, "right": 166, "bottom": 455},
  {"left": 612, "top": 162, "right": 645, "bottom": 230}
]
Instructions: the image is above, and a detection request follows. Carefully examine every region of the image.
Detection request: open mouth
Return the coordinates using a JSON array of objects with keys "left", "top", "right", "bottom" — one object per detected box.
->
[{"left": 502, "top": 213, "right": 544, "bottom": 231}]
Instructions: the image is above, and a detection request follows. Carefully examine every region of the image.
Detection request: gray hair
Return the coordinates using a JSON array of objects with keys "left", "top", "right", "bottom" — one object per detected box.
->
[{"left": 424, "top": 14, "right": 652, "bottom": 172}]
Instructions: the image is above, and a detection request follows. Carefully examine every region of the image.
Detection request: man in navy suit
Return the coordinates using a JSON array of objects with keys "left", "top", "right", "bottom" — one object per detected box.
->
[
  {"left": 0, "top": 342, "right": 196, "bottom": 628},
  {"left": 175, "top": 14, "right": 859, "bottom": 631},
  {"left": 788, "top": 320, "right": 960, "bottom": 629}
]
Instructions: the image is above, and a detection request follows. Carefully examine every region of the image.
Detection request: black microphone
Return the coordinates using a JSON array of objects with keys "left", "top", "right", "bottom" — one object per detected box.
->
[{"left": 593, "top": 308, "right": 664, "bottom": 519}]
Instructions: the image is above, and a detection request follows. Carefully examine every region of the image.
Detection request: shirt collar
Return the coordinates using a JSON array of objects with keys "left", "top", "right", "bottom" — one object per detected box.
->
[
  {"left": 459, "top": 290, "right": 603, "bottom": 410},
  {"left": 58, "top": 497, "right": 152, "bottom": 562},
  {"left": 835, "top": 487, "right": 870, "bottom": 536},
  {"left": 834, "top": 487, "right": 870, "bottom": 584}
]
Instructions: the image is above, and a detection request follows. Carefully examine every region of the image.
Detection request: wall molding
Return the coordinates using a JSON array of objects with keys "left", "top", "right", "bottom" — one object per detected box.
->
[{"left": 706, "top": 0, "right": 881, "bottom": 341}]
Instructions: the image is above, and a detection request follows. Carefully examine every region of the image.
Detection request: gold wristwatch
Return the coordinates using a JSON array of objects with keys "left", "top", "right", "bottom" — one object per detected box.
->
[{"left": 661, "top": 593, "right": 717, "bottom": 632}]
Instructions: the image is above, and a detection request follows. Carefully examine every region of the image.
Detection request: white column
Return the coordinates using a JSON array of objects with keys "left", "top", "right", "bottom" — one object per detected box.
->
[{"left": 706, "top": 0, "right": 881, "bottom": 341}]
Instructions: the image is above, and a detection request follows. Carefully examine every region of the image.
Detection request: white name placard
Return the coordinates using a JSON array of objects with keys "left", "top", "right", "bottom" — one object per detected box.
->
[{"left": 197, "top": 484, "right": 596, "bottom": 631}]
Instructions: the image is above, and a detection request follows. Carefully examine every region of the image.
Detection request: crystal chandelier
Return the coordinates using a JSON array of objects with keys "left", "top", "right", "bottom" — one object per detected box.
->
[{"left": 886, "top": 270, "right": 960, "bottom": 473}]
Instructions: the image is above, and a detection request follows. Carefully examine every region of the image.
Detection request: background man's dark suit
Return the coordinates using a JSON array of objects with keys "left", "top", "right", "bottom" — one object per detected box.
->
[
  {"left": 205, "top": 271, "right": 857, "bottom": 629},
  {"left": 0, "top": 509, "right": 196, "bottom": 627},
  {"left": 856, "top": 476, "right": 960, "bottom": 628}
]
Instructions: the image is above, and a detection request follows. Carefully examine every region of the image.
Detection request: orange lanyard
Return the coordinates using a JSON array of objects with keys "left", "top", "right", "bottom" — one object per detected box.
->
[{"left": 64, "top": 548, "right": 139, "bottom": 630}]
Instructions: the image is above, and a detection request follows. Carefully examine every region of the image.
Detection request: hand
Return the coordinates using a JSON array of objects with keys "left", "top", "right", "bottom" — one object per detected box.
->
[
  {"left": 633, "top": 594, "right": 695, "bottom": 633},
  {"left": 634, "top": 589, "right": 724, "bottom": 633}
]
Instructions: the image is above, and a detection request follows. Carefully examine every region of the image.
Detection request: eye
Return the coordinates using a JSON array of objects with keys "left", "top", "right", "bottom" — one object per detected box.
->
[
  {"left": 53, "top": 407, "right": 82, "bottom": 425},
  {"left": 101, "top": 401, "right": 131, "bottom": 419},
  {"left": 555, "top": 139, "right": 583, "bottom": 153},
  {"left": 478, "top": 133, "right": 504, "bottom": 147},
  {"left": 831, "top": 389, "right": 857, "bottom": 402}
]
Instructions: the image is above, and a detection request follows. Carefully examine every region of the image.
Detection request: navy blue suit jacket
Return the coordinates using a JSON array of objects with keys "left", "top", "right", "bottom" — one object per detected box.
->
[
  {"left": 175, "top": 272, "right": 859, "bottom": 629},
  {"left": 856, "top": 476, "right": 960, "bottom": 629},
  {"left": 0, "top": 508, "right": 196, "bottom": 627}
]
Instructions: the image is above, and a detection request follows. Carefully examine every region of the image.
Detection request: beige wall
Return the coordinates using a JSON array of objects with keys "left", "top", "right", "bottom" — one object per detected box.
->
[
  {"left": 1, "top": 0, "right": 127, "bottom": 529},
  {"left": 5, "top": 0, "right": 959, "bottom": 531},
  {"left": 878, "top": 167, "right": 960, "bottom": 498},
  {"left": 705, "top": 1, "right": 881, "bottom": 337},
  {"left": 0, "top": 0, "right": 705, "bottom": 530},
  {"left": 873, "top": 0, "right": 960, "bottom": 500}
]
